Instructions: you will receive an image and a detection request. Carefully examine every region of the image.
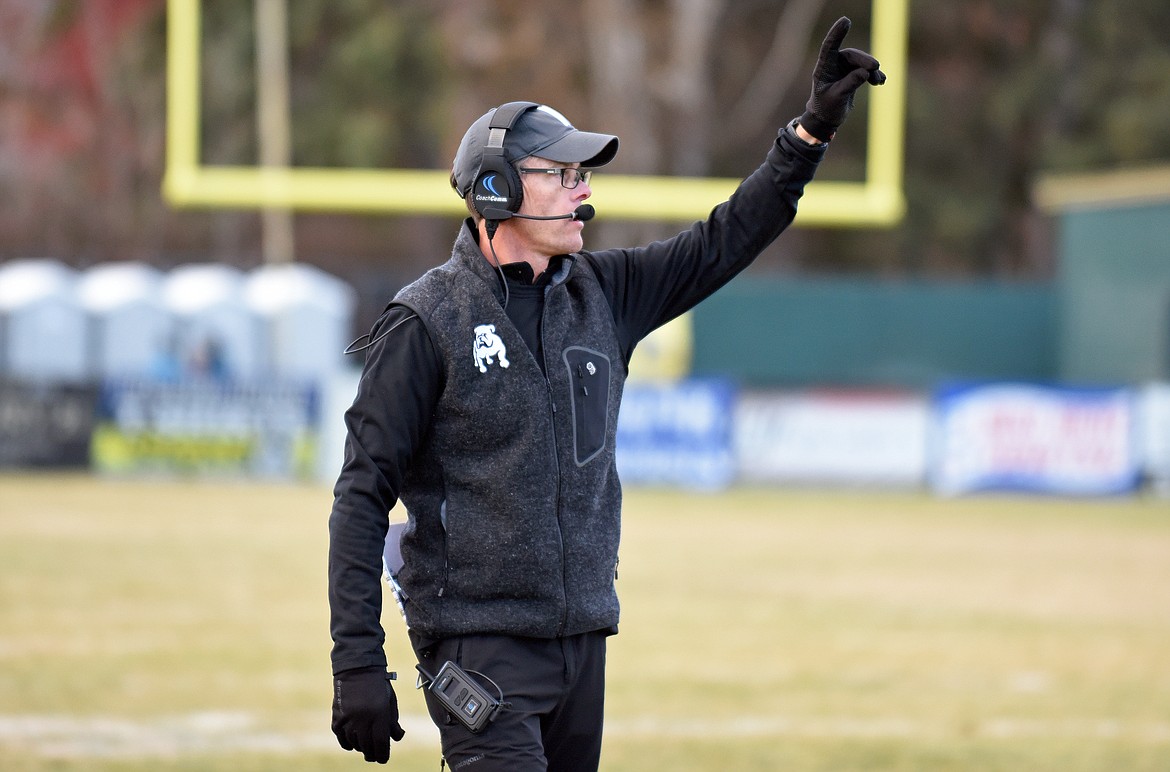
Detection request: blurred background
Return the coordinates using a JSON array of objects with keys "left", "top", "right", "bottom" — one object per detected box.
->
[
  {"left": 3, "top": 3, "right": 1170, "bottom": 770},
  {"left": 2, "top": 0, "right": 1169, "bottom": 493}
]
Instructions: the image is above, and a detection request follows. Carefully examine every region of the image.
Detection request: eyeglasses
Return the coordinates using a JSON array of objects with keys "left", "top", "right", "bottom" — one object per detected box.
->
[{"left": 517, "top": 167, "right": 593, "bottom": 189}]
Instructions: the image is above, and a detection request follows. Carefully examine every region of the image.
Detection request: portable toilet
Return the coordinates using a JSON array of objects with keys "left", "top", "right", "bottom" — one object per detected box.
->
[
  {"left": 244, "top": 263, "right": 355, "bottom": 383},
  {"left": 162, "top": 264, "right": 261, "bottom": 381},
  {"left": 78, "top": 262, "right": 174, "bottom": 380},
  {"left": 0, "top": 259, "right": 87, "bottom": 380}
]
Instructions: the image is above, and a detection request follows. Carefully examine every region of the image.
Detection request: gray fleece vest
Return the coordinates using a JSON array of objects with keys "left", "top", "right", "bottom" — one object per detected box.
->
[{"left": 394, "top": 225, "right": 625, "bottom": 640}]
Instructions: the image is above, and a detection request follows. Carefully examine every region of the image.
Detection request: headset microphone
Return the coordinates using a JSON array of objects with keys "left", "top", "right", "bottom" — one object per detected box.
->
[
  {"left": 481, "top": 204, "right": 595, "bottom": 223},
  {"left": 480, "top": 203, "right": 596, "bottom": 312}
]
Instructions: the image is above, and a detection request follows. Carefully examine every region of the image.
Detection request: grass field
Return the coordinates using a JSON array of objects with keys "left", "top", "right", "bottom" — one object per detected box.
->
[{"left": 1, "top": 474, "right": 1169, "bottom": 770}]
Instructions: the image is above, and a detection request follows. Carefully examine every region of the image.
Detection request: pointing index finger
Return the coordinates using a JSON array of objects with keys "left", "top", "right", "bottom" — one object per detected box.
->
[{"left": 819, "top": 16, "right": 852, "bottom": 58}]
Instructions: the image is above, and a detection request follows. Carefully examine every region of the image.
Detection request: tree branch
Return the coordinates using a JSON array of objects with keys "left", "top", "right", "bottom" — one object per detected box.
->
[{"left": 724, "top": 0, "right": 827, "bottom": 135}]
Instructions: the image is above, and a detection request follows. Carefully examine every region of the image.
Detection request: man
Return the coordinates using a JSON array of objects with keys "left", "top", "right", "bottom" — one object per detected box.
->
[{"left": 329, "top": 16, "right": 884, "bottom": 770}]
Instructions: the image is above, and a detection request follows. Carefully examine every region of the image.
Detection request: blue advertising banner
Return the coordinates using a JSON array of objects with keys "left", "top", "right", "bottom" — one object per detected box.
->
[
  {"left": 932, "top": 383, "right": 1138, "bottom": 496},
  {"left": 92, "top": 379, "right": 319, "bottom": 478},
  {"left": 616, "top": 378, "right": 736, "bottom": 490}
]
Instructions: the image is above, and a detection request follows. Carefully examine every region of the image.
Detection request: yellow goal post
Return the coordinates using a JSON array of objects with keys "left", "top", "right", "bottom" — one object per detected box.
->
[{"left": 164, "top": 0, "right": 907, "bottom": 226}]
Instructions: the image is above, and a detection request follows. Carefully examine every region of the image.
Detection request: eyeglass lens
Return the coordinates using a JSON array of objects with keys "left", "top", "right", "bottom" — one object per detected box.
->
[{"left": 560, "top": 168, "right": 591, "bottom": 188}]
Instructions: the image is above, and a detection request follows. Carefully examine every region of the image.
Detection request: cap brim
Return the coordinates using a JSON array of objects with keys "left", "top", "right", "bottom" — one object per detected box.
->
[{"left": 531, "top": 130, "right": 619, "bottom": 168}]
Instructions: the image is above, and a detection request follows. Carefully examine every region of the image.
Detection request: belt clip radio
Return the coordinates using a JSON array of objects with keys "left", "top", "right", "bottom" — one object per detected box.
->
[{"left": 419, "top": 660, "right": 505, "bottom": 733}]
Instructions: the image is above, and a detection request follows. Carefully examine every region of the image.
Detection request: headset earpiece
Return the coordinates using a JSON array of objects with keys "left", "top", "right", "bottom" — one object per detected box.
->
[
  {"left": 471, "top": 163, "right": 520, "bottom": 219},
  {"left": 470, "top": 101, "right": 538, "bottom": 221}
]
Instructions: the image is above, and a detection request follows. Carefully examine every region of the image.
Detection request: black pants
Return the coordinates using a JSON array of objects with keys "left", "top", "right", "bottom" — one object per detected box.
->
[{"left": 411, "top": 631, "right": 607, "bottom": 772}]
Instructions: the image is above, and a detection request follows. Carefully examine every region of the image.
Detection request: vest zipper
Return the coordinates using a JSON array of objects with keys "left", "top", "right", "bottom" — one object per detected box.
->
[
  {"left": 438, "top": 498, "right": 448, "bottom": 598},
  {"left": 541, "top": 295, "right": 569, "bottom": 638}
]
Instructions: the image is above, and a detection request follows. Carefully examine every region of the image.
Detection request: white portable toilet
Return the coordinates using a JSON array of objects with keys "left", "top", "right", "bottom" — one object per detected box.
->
[
  {"left": 244, "top": 263, "right": 355, "bottom": 383},
  {"left": 78, "top": 262, "right": 175, "bottom": 380},
  {"left": 0, "top": 259, "right": 87, "bottom": 380},
  {"left": 163, "top": 264, "right": 261, "bottom": 381}
]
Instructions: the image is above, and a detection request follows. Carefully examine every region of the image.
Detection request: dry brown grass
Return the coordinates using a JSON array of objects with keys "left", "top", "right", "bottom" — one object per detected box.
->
[{"left": 2, "top": 475, "right": 1169, "bottom": 770}]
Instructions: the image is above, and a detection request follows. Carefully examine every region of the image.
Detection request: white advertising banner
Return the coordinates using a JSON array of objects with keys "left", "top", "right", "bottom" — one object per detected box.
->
[
  {"left": 1139, "top": 382, "right": 1170, "bottom": 496},
  {"left": 734, "top": 391, "right": 929, "bottom": 487},
  {"left": 932, "top": 383, "right": 1138, "bottom": 496}
]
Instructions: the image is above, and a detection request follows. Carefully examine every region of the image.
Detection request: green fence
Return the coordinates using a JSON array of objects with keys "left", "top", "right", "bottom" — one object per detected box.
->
[
  {"left": 692, "top": 277, "right": 1057, "bottom": 388},
  {"left": 1058, "top": 202, "right": 1170, "bottom": 384}
]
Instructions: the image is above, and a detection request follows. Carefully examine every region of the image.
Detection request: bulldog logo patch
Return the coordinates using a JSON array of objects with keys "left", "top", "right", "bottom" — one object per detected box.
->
[{"left": 473, "top": 324, "right": 510, "bottom": 373}]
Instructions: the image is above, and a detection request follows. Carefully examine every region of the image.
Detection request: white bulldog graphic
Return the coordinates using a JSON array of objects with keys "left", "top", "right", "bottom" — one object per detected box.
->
[{"left": 473, "top": 324, "right": 510, "bottom": 373}]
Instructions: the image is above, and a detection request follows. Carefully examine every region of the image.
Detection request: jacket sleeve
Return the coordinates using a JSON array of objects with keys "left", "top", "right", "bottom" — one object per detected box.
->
[
  {"left": 328, "top": 305, "right": 442, "bottom": 674},
  {"left": 582, "top": 120, "right": 828, "bottom": 364}
]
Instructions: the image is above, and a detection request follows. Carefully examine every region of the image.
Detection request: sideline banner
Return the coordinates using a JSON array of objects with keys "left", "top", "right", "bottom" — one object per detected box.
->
[
  {"left": 735, "top": 390, "right": 929, "bottom": 487},
  {"left": 0, "top": 379, "right": 99, "bottom": 468},
  {"left": 92, "top": 379, "right": 318, "bottom": 478},
  {"left": 932, "top": 383, "right": 1137, "bottom": 496},
  {"left": 1139, "top": 383, "right": 1170, "bottom": 496},
  {"left": 616, "top": 379, "right": 736, "bottom": 490}
]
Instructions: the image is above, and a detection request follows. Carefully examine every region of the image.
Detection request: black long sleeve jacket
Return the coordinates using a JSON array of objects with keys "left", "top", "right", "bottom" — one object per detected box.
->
[{"left": 329, "top": 122, "right": 826, "bottom": 674}]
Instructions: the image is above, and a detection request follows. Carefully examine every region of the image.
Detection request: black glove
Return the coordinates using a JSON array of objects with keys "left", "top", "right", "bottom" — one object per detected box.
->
[
  {"left": 332, "top": 666, "right": 406, "bottom": 764},
  {"left": 799, "top": 16, "right": 887, "bottom": 142}
]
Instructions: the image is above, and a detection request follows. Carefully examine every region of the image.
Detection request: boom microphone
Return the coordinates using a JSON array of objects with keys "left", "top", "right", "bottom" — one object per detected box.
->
[{"left": 482, "top": 204, "right": 595, "bottom": 223}]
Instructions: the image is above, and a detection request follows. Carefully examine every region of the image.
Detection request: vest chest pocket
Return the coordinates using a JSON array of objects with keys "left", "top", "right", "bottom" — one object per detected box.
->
[{"left": 562, "top": 346, "right": 611, "bottom": 466}]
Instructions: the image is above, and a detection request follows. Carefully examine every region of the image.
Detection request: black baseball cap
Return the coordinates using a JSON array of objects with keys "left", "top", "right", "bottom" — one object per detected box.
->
[{"left": 451, "top": 103, "right": 619, "bottom": 197}]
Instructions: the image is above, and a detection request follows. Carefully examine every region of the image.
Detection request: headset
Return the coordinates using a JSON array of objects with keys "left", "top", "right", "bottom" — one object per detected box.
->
[
  {"left": 464, "top": 101, "right": 596, "bottom": 311},
  {"left": 469, "top": 101, "right": 539, "bottom": 222},
  {"left": 346, "top": 102, "right": 586, "bottom": 354}
]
